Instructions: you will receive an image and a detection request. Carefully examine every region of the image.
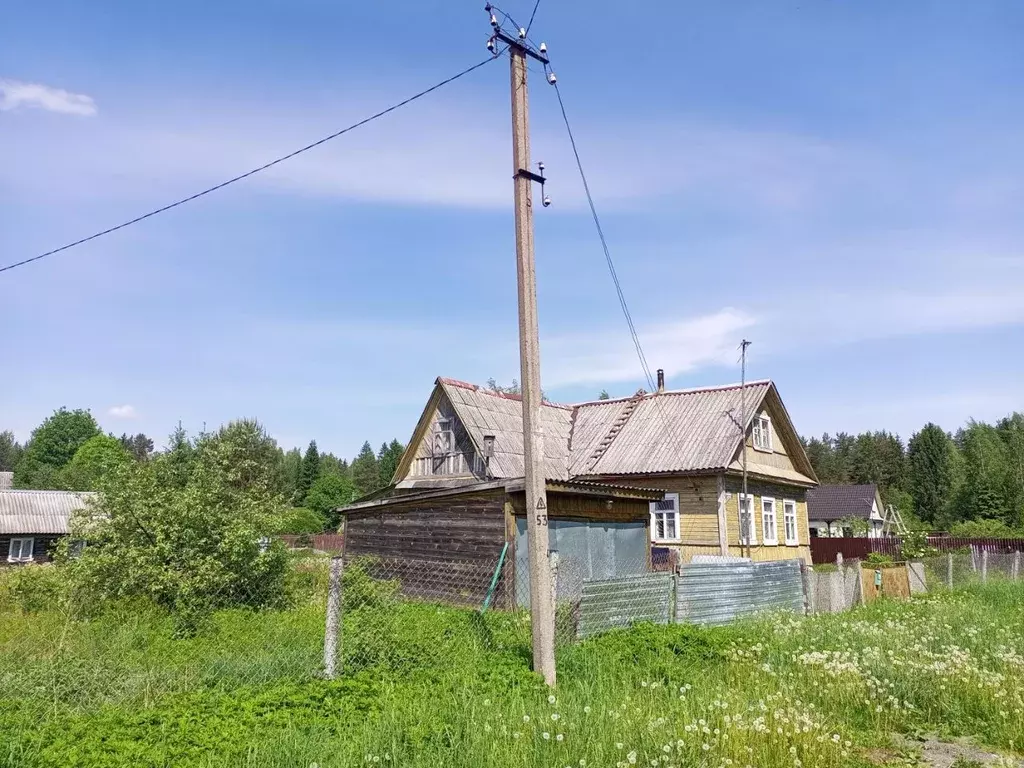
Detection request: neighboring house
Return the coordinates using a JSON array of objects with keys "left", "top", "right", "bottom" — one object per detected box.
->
[
  {"left": 343, "top": 372, "right": 818, "bottom": 572},
  {"left": 0, "top": 472, "right": 12, "bottom": 491},
  {"left": 806, "top": 484, "right": 885, "bottom": 538},
  {"left": 0, "top": 490, "right": 94, "bottom": 565}
]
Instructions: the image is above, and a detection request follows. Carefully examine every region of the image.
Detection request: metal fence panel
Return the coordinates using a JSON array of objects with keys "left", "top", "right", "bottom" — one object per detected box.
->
[
  {"left": 576, "top": 573, "right": 673, "bottom": 638},
  {"left": 676, "top": 560, "right": 803, "bottom": 625}
]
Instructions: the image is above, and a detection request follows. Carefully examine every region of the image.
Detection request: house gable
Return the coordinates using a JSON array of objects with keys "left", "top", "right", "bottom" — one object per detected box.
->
[
  {"left": 727, "top": 384, "right": 817, "bottom": 486},
  {"left": 393, "top": 384, "right": 488, "bottom": 487}
]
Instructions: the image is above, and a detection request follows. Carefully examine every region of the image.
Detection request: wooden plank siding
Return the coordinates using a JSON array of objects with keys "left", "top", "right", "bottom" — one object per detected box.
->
[
  {"left": 343, "top": 491, "right": 508, "bottom": 606},
  {"left": 0, "top": 534, "right": 63, "bottom": 566},
  {"left": 722, "top": 477, "right": 811, "bottom": 564}
]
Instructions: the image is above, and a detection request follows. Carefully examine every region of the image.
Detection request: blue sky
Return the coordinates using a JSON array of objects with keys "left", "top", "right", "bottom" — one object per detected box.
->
[{"left": 1, "top": 1, "right": 1022, "bottom": 457}]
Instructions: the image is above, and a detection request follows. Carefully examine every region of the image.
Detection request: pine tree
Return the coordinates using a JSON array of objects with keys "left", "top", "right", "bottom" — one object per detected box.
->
[
  {"left": 296, "top": 440, "right": 320, "bottom": 504},
  {"left": 907, "top": 424, "right": 961, "bottom": 525},
  {"left": 351, "top": 441, "right": 380, "bottom": 497},
  {"left": 377, "top": 439, "right": 405, "bottom": 488}
]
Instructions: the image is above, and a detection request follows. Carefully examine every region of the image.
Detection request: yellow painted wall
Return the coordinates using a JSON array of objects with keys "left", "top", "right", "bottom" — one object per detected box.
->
[
  {"left": 722, "top": 477, "right": 811, "bottom": 564},
  {"left": 615, "top": 475, "right": 720, "bottom": 545},
  {"left": 742, "top": 401, "right": 799, "bottom": 474}
]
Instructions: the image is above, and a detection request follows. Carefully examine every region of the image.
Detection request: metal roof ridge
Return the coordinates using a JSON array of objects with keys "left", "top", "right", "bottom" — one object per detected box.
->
[
  {"left": 571, "top": 379, "right": 773, "bottom": 407},
  {"left": 436, "top": 377, "right": 574, "bottom": 410}
]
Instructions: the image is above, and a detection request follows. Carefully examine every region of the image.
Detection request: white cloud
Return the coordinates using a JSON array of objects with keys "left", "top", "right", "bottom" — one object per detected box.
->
[
  {"left": 107, "top": 404, "right": 137, "bottom": 419},
  {"left": 0, "top": 79, "right": 97, "bottom": 116},
  {"left": 542, "top": 308, "right": 756, "bottom": 386}
]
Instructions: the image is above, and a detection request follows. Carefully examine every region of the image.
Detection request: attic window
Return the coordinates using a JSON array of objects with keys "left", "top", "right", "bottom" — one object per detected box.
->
[
  {"left": 434, "top": 419, "right": 454, "bottom": 455},
  {"left": 752, "top": 414, "right": 773, "bottom": 452}
]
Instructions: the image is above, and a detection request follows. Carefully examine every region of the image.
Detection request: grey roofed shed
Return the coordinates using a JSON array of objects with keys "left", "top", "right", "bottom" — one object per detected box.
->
[{"left": 0, "top": 490, "right": 95, "bottom": 535}]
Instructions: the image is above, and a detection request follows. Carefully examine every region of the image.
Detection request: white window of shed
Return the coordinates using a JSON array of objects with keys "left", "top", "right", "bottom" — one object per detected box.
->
[
  {"left": 8, "top": 537, "right": 34, "bottom": 563},
  {"left": 650, "top": 493, "right": 680, "bottom": 543}
]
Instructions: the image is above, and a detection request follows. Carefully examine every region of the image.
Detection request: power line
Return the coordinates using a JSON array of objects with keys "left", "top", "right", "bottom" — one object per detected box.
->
[
  {"left": 525, "top": 0, "right": 542, "bottom": 34},
  {"left": 551, "top": 82, "right": 660, "bottom": 398},
  {"left": 0, "top": 57, "right": 496, "bottom": 276}
]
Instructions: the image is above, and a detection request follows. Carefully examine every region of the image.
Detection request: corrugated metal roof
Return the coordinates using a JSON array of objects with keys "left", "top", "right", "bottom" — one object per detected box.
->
[
  {"left": 436, "top": 378, "right": 778, "bottom": 480},
  {"left": 439, "top": 380, "right": 573, "bottom": 480},
  {"left": 0, "top": 472, "right": 12, "bottom": 490},
  {"left": 0, "top": 490, "right": 95, "bottom": 534},
  {"left": 582, "top": 383, "right": 772, "bottom": 475},
  {"left": 806, "top": 484, "right": 879, "bottom": 521}
]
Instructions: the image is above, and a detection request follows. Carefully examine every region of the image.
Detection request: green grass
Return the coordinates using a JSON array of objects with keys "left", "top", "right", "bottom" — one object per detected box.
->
[{"left": 1, "top": 569, "right": 1022, "bottom": 768}]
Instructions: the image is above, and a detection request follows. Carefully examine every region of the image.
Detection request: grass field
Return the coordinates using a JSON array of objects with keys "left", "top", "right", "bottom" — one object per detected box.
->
[{"left": 1, "top": 566, "right": 1022, "bottom": 768}]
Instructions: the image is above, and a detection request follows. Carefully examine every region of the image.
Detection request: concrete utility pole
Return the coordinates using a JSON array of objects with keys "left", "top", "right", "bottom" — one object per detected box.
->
[
  {"left": 739, "top": 339, "right": 752, "bottom": 559},
  {"left": 488, "top": 8, "right": 556, "bottom": 686}
]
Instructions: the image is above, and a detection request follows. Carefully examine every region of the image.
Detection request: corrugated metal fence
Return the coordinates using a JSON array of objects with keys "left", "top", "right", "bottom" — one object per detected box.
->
[
  {"left": 575, "top": 560, "right": 804, "bottom": 637},
  {"left": 676, "top": 560, "right": 804, "bottom": 626},
  {"left": 577, "top": 574, "right": 674, "bottom": 638}
]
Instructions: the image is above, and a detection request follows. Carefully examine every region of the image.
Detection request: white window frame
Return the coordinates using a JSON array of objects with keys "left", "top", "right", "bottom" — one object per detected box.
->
[
  {"left": 752, "top": 413, "right": 773, "bottom": 452},
  {"left": 783, "top": 500, "right": 799, "bottom": 546},
  {"left": 650, "top": 492, "right": 681, "bottom": 543},
  {"left": 434, "top": 419, "right": 454, "bottom": 455},
  {"left": 738, "top": 493, "right": 757, "bottom": 546},
  {"left": 7, "top": 537, "right": 35, "bottom": 563},
  {"left": 761, "top": 497, "right": 778, "bottom": 545}
]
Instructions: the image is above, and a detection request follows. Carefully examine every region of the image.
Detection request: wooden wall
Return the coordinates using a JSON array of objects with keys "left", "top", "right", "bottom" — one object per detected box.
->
[
  {"left": 343, "top": 491, "right": 508, "bottom": 606},
  {"left": 0, "top": 535, "right": 63, "bottom": 566},
  {"left": 507, "top": 492, "right": 650, "bottom": 523},
  {"left": 722, "top": 477, "right": 811, "bottom": 564}
]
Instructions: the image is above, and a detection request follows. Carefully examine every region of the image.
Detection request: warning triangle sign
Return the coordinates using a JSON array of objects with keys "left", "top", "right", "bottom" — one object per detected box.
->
[{"left": 536, "top": 496, "right": 547, "bottom": 510}]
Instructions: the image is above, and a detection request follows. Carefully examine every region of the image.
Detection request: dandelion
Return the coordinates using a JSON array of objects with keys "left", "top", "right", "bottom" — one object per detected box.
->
[
  {"left": 627, "top": 751, "right": 638, "bottom": 765},
  {"left": 557, "top": 734, "right": 564, "bottom": 742},
  {"left": 552, "top": 713, "right": 560, "bottom": 721},
  {"left": 584, "top": 706, "right": 592, "bottom": 714},
  {"left": 513, "top": 732, "right": 522, "bottom": 739},
  {"left": 549, "top": 695, "right": 557, "bottom": 705},
  {"left": 523, "top": 715, "right": 531, "bottom": 723},
  {"left": 542, "top": 732, "right": 551, "bottom": 740}
]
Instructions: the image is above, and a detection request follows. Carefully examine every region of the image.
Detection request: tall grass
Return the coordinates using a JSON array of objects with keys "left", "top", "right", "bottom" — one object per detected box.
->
[{"left": 1, "top": 566, "right": 1022, "bottom": 768}]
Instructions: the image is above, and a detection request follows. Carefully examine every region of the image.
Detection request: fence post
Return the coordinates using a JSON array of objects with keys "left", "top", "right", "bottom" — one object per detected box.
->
[
  {"left": 1014, "top": 550, "right": 1021, "bottom": 582},
  {"left": 854, "top": 560, "right": 866, "bottom": 606},
  {"left": 836, "top": 552, "right": 843, "bottom": 568},
  {"left": 981, "top": 549, "right": 988, "bottom": 583},
  {"left": 971, "top": 545, "right": 978, "bottom": 573},
  {"left": 549, "top": 551, "right": 560, "bottom": 611},
  {"left": 947, "top": 553, "right": 954, "bottom": 589},
  {"left": 800, "top": 560, "right": 811, "bottom": 615},
  {"left": 323, "top": 556, "right": 344, "bottom": 680}
]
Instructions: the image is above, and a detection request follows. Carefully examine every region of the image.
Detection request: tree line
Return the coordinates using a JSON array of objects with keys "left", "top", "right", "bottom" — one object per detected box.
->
[
  {"left": 0, "top": 408, "right": 405, "bottom": 533},
  {"left": 802, "top": 412, "right": 1024, "bottom": 536}
]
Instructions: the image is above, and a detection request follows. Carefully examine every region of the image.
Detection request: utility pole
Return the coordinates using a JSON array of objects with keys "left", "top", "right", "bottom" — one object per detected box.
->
[
  {"left": 487, "top": 7, "right": 556, "bottom": 686},
  {"left": 739, "top": 339, "right": 752, "bottom": 559}
]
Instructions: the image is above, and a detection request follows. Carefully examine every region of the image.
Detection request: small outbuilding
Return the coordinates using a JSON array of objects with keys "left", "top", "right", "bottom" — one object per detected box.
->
[
  {"left": 0, "top": 490, "right": 94, "bottom": 565},
  {"left": 806, "top": 484, "right": 884, "bottom": 538},
  {"left": 342, "top": 478, "right": 663, "bottom": 607}
]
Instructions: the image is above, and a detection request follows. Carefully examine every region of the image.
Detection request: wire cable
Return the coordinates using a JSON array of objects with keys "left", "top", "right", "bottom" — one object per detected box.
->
[
  {"left": 525, "top": 0, "right": 542, "bottom": 35},
  {"left": 0, "top": 57, "right": 497, "bottom": 276},
  {"left": 551, "top": 82, "right": 661, "bottom": 398}
]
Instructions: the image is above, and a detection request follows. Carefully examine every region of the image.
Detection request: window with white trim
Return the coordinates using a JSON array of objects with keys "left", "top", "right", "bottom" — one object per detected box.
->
[
  {"left": 7, "top": 537, "right": 34, "bottom": 563},
  {"left": 650, "top": 493, "right": 680, "bottom": 543},
  {"left": 752, "top": 413, "right": 773, "bottom": 451},
  {"left": 783, "top": 500, "right": 798, "bottom": 546},
  {"left": 738, "top": 493, "right": 757, "bottom": 545},
  {"left": 761, "top": 497, "right": 778, "bottom": 545}
]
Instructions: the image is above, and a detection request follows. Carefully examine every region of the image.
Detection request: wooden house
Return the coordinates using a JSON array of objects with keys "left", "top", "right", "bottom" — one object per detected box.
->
[
  {"left": 341, "top": 372, "right": 818, "bottom": 589},
  {"left": 806, "top": 484, "right": 885, "bottom": 538},
  {"left": 0, "top": 490, "right": 93, "bottom": 565}
]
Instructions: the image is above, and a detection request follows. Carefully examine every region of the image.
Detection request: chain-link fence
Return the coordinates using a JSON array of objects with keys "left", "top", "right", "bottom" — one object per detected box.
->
[{"left": 917, "top": 549, "right": 1023, "bottom": 592}]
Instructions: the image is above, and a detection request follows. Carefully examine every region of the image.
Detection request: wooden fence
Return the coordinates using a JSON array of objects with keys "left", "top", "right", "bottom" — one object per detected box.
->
[
  {"left": 810, "top": 536, "right": 1024, "bottom": 564},
  {"left": 278, "top": 534, "right": 345, "bottom": 554}
]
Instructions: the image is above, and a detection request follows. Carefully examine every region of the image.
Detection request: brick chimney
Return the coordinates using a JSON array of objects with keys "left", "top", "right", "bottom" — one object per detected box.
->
[{"left": 656, "top": 368, "right": 665, "bottom": 393}]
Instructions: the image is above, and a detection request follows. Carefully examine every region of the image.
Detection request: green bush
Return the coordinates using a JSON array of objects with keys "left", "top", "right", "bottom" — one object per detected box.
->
[
  {"left": 865, "top": 551, "right": 895, "bottom": 565},
  {"left": 0, "top": 565, "right": 64, "bottom": 613},
  {"left": 277, "top": 507, "right": 327, "bottom": 535}
]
